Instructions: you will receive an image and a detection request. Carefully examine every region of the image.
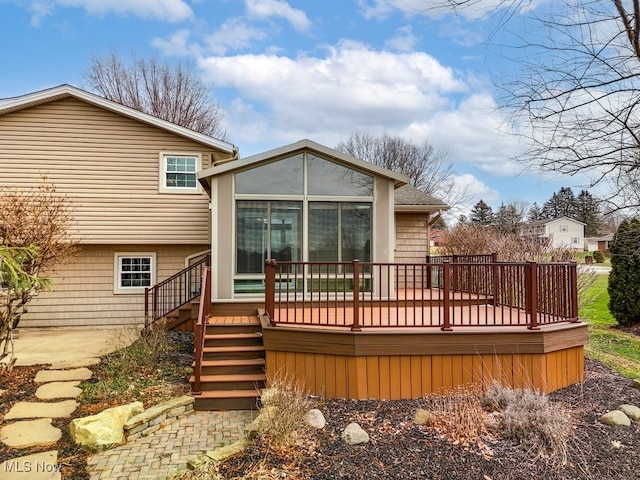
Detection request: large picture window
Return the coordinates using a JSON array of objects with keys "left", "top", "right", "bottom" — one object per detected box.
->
[{"left": 233, "top": 152, "right": 374, "bottom": 294}]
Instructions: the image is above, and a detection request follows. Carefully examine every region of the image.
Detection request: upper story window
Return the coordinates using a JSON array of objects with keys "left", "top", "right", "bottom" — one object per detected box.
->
[
  {"left": 159, "top": 153, "right": 201, "bottom": 193},
  {"left": 560, "top": 224, "right": 568, "bottom": 232}
]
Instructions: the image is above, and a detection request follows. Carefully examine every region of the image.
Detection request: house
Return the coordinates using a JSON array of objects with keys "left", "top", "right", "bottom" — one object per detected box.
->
[
  {"left": 0, "top": 85, "right": 237, "bottom": 328},
  {"left": 1, "top": 85, "right": 587, "bottom": 408},
  {"left": 520, "top": 217, "right": 585, "bottom": 250}
]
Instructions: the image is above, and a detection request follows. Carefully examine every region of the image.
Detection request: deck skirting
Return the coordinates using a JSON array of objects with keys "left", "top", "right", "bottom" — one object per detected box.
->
[{"left": 261, "top": 320, "right": 587, "bottom": 398}]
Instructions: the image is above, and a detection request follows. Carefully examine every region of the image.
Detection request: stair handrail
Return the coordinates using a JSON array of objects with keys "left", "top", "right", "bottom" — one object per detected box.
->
[
  {"left": 144, "top": 255, "right": 210, "bottom": 325},
  {"left": 193, "top": 266, "right": 212, "bottom": 395}
]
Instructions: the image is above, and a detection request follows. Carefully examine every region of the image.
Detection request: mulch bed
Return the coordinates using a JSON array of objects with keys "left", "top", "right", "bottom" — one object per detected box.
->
[{"left": 2, "top": 342, "right": 640, "bottom": 479}]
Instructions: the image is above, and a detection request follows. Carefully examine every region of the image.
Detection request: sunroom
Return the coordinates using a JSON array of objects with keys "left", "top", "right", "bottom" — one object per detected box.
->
[{"left": 198, "top": 139, "right": 408, "bottom": 301}]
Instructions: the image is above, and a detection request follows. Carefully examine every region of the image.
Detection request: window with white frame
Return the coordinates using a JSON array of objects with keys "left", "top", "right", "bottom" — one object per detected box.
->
[
  {"left": 572, "top": 237, "right": 579, "bottom": 244},
  {"left": 560, "top": 224, "right": 568, "bottom": 232},
  {"left": 114, "top": 253, "right": 156, "bottom": 293},
  {"left": 160, "top": 153, "right": 200, "bottom": 193}
]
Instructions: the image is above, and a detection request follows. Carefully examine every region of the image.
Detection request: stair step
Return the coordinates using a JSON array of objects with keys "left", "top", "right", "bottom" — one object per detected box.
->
[
  {"left": 190, "top": 373, "right": 266, "bottom": 383},
  {"left": 192, "top": 389, "right": 262, "bottom": 411},
  {"left": 206, "top": 332, "right": 262, "bottom": 340},
  {"left": 196, "top": 358, "right": 265, "bottom": 375},
  {"left": 205, "top": 322, "right": 261, "bottom": 335},
  {"left": 202, "top": 345, "right": 265, "bottom": 360},
  {"left": 190, "top": 373, "right": 266, "bottom": 391}
]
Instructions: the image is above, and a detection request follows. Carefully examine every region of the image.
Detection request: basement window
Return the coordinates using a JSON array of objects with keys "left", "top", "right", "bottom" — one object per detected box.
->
[{"left": 114, "top": 253, "right": 156, "bottom": 294}]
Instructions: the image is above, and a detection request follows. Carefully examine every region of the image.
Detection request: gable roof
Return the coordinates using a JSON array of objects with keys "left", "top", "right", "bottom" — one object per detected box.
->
[
  {"left": 198, "top": 139, "right": 409, "bottom": 186},
  {"left": 524, "top": 216, "right": 586, "bottom": 227},
  {"left": 394, "top": 184, "right": 449, "bottom": 213},
  {"left": 0, "top": 84, "right": 237, "bottom": 161}
]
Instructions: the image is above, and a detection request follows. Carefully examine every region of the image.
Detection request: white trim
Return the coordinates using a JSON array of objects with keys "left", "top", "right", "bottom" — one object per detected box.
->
[
  {"left": 113, "top": 252, "right": 156, "bottom": 294},
  {"left": 159, "top": 152, "right": 202, "bottom": 194}
]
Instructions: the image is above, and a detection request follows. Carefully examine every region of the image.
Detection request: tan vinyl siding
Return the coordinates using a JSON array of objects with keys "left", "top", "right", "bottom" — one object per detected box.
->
[
  {"left": 395, "top": 213, "right": 428, "bottom": 263},
  {"left": 20, "top": 244, "right": 208, "bottom": 328},
  {"left": 0, "top": 97, "right": 217, "bottom": 244}
]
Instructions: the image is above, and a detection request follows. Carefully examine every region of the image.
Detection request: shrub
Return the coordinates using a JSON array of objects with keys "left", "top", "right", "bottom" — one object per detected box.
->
[
  {"left": 592, "top": 250, "right": 605, "bottom": 263},
  {"left": 608, "top": 218, "right": 640, "bottom": 326},
  {"left": 484, "top": 383, "right": 573, "bottom": 462}
]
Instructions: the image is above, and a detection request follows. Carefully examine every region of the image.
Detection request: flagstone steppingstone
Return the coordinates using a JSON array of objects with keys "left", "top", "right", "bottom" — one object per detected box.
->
[
  {"left": 34, "top": 367, "right": 92, "bottom": 384},
  {"left": 0, "top": 418, "right": 62, "bottom": 449},
  {"left": 48, "top": 357, "right": 100, "bottom": 370},
  {"left": 3, "top": 400, "right": 78, "bottom": 421},
  {"left": 0, "top": 450, "right": 61, "bottom": 480},
  {"left": 35, "top": 381, "right": 82, "bottom": 400}
]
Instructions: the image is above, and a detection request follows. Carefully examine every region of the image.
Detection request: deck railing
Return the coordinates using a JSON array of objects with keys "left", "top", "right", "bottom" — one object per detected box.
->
[
  {"left": 144, "top": 256, "right": 210, "bottom": 324},
  {"left": 192, "top": 266, "right": 212, "bottom": 395},
  {"left": 264, "top": 259, "right": 579, "bottom": 330}
]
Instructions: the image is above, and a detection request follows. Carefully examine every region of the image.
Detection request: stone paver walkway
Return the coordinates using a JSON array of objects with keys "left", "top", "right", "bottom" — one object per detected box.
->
[
  {"left": 87, "top": 410, "right": 254, "bottom": 480},
  {"left": 0, "top": 361, "right": 94, "bottom": 479}
]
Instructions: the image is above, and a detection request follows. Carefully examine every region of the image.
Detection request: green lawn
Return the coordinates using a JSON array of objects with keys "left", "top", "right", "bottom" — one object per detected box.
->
[{"left": 580, "top": 275, "right": 640, "bottom": 378}]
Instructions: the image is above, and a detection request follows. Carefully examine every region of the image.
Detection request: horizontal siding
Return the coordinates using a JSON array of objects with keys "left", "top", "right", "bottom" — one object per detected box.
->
[
  {"left": 0, "top": 97, "right": 220, "bottom": 244},
  {"left": 20, "top": 244, "right": 208, "bottom": 328},
  {"left": 395, "top": 213, "right": 428, "bottom": 263},
  {"left": 266, "top": 347, "right": 585, "bottom": 399}
]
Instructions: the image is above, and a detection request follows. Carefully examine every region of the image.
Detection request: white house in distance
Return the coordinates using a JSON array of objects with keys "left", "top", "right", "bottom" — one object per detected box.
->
[{"left": 520, "top": 217, "right": 586, "bottom": 250}]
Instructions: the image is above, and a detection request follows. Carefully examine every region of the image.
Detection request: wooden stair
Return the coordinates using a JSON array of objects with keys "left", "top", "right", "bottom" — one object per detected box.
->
[{"left": 191, "top": 316, "right": 266, "bottom": 410}]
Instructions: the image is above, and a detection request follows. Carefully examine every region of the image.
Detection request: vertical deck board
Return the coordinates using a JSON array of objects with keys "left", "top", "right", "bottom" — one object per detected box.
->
[
  {"left": 379, "top": 356, "right": 391, "bottom": 399},
  {"left": 400, "top": 356, "right": 412, "bottom": 398},
  {"left": 367, "top": 356, "right": 380, "bottom": 399},
  {"left": 410, "top": 356, "right": 422, "bottom": 398},
  {"left": 390, "top": 356, "right": 402, "bottom": 400},
  {"left": 421, "top": 356, "right": 432, "bottom": 395},
  {"left": 325, "top": 355, "right": 336, "bottom": 398}
]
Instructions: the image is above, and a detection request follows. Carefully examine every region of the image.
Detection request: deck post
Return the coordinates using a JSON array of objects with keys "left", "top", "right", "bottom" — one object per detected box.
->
[
  {"left": 569, "top": 261, "right": 579, "bottom": 322},
  {"left": 527, "top": 261, "right": 540, "bottom": 330},
  {"left": 265, "top": 259, "right": 276, "bottom": 326},
  {"left": 144, "top": 287, "right": 150, "bottom": 329},
  {"left": 352, "top": 259, "right": 361, "bottom": 331},
  {"left": 441, "top": 261, "right": 452, "bottom": 331},
  {"left": 425, "top": 255, "right": 432, "bottom": 289}
]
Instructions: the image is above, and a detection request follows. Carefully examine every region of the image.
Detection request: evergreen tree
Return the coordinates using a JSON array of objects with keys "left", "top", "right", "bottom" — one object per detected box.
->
[
  {"left": 457, "top": 214, "right": 468, "bottom": 225},
  {"left": 574, "top": 189, "right": 602, "bottom": 236},
  {"left": 541, "top": 187, "right": 577, "bottom": 219},
  {"left": 469, "top": 200, "right": 494, "bottom": 227},
  {"left": 494, "top": 202, "right": 522, "bottom": 233},
  {"left": 608, "top": 218, "right": 640, "bottom": 326},
  {"left": 527, "top": 202, "right": 542, "bottom": 222}
]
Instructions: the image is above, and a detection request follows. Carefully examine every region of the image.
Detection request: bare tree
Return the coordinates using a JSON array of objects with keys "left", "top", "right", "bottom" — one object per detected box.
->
[
  {"left": 85, "top": 53, "right": 227, "bottom": 140},
  {"left": 0, "top": 180, "right": 79, "bottom": 332},
  {"left": 438, "top": 1, "right": 640, "bottom": 212},
  {"left": 336, "top": 132, "right": 467, "bottom": 207}
]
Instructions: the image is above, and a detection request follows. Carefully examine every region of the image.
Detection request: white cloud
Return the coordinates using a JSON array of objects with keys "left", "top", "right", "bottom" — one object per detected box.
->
[
  {"left": 447, "top": 173, "right": 500, "bottom": 220},
  {"left": 29, "top": 0, "right": 193, "bottom": 23},
  {"left": 203, "top": 18, "right": 268, "bottom": 55},
  {"left": 385, "top": 25, "right": 419, "bottom": 52},
  {"left": 245, "top": 0, "right": 311, "bottom": 32},
  {"left": 197, "top": 40, "right": 519, "bottom": 179},
  {"left": 152, "top": 29, "right": 201, "bottom": 56}
]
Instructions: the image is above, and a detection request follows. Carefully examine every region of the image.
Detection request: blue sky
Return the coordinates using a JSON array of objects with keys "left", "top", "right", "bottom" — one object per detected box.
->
[{"left": 0, "top": 0, "right": 588, "bottom": 219}]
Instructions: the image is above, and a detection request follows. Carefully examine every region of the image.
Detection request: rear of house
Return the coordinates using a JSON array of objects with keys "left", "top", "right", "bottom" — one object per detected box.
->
[
  {"left": 521, "top": 217, "right": 585, "bottom": 250},
  {"left": 0, "top": 85, "right": 236, "bottom": 328}
]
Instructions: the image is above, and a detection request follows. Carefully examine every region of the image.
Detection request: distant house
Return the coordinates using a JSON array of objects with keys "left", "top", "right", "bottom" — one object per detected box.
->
[
  {"left": 586, "top": 233, "right": 613, "bottom": 252},
  {"left": 520, "top": 217, "right": 585, "bottom": 250}
]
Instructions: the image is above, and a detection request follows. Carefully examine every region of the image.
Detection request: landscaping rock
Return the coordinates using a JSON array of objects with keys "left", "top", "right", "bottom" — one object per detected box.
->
[
  {"left": 0, "top": 450, "right": 60, "bottom": 480},
  {"left": 35, "top": 381, "right": 82, "bottom": 400},
  {"left": 414, "top": 408, "right": 435, "bottom": 426},
  {"left": 618, "top": 404, "right": 640, "bottom": 420},
  {"left": 600, "top": 410, "right": 631, "bottom": 426},
  {"left": 305, "top": 409, "right": 326, "bottom": 429},
  {"left": 342, "top": 422, "right": 370, "bottom": 445},
  {"left": 4, "top": 400, "right": 78, "bottom": 420},
  {"left": 244, "top": 405, "right": 277, "bottom": 438},
  {"left": 206, "top": 438, "right": 249, "bottom": 461},
  {"left": 0, "top": 419, "right": 62, "bottom": 448},
  {"left": 632, "top": 379, "right": 640, "bottom": 389},
  {"left": 69, "top": 401, "right": 144, "bottom": 451},
  {"left": 34, "top": 368, "right": 92, "bottom": 383}
]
